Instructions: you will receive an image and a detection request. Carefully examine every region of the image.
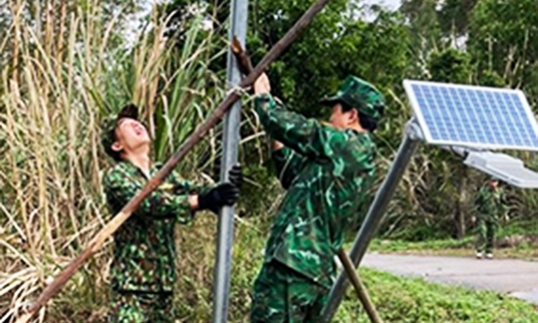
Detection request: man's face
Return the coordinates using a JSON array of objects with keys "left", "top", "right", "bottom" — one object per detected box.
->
[
  {"left": 111, "top": 117, "right": 151, "bottom": 154},
  {"left": 329, "top": 103, "right": 358, "bottom": 129},
  {"left": 489, "top": 180, "right": 499, "bottom": 189}
]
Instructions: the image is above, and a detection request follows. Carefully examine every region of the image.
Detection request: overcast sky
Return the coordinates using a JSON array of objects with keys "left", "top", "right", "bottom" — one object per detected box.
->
[{"left": 364, "top": 0, "right": 401, "bottom": 10}]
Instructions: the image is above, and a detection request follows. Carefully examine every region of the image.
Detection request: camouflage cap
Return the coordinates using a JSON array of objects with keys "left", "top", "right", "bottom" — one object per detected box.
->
[
  {"left": 101, "top": 104, "right": 139, "bottom": 160},
  {"left": 489, "top": 177, "right": 501, "bottom": 184},
  {"left": 320, "top": 75, "right": 385, "bottom": 119}
]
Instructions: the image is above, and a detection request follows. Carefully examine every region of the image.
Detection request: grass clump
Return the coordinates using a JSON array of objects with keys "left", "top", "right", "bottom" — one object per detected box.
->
[
  {"left": 345, "top": 268, "right": 538, "bottom": 323},
  {"left": 369, "top": 219, "right": 538, "bottom": 260}
]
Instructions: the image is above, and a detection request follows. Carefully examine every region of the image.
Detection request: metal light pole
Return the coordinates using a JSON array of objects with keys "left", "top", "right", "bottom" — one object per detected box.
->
[
  {"left": 322, "top": 119, "right": 422, "bottom": 322},
  {"left": 212, "top": 0, "right": 249, "bottom": 322}
]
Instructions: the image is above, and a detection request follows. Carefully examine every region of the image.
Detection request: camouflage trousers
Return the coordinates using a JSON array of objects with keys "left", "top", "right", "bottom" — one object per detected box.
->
[
  {"left": 475, "top": 216, "right": 498, "bottom": 254},
  {"left": 250, "top": 260, "right": 329, "bottom": 323},
  {"left": 108, "top": 290, "right": 175, "bottom": 323}
]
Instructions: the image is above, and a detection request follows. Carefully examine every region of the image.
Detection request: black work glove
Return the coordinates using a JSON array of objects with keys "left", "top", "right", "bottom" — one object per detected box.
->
[
  {"left": 228, "top": 164, "right": 244, "bottom": 189},
  {"left": 198, "top": 182, "right": 240, "bottom": 214},
  {"left": 212, "top": 162, "right": 244, "bottom": 189}
]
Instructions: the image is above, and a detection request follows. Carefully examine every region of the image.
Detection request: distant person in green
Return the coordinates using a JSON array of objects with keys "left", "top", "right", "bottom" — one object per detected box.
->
[
  {"left": 249, "top": 73, "right": 385, "bottom": 322},
  {"left": 474, "top": 178, "right": 507, "bottom": 260},
  {"left": 101, "top": 104, "right": 243, "bottom": 323}
]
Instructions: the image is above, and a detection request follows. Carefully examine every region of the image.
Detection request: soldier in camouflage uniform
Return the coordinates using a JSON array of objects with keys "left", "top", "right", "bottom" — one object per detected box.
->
[
  {"left": 474, "top": 178, "right": 507, "bottom": 260},
  {"left": 101, "top": 104, "right": 243, "bottom": 322},
  {"left": 249, "top": 73, "right": 385, "bottom": 322}
]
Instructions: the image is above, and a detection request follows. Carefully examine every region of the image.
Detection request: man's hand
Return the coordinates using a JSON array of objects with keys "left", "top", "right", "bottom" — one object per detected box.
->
[
  {"left": 212, "top": 162, "right": 244, "bottom": 189},
  {"left": 228, "top": 164, "right": 244, "bottom": 189},
  {"left": 253, "top": 74, "right": 284, "bottom": 150},
  {"left": 188, "top": 195, "right": 199, "bottom": 210},
  {"left": 254, "top": 73, "right": 271, "bottom": 95},
  {"left": 272, "top": 140, "right": 284, "bottom": 150},
  {"left": 197, "top": 183, "right": 240, "bottom": 214}
]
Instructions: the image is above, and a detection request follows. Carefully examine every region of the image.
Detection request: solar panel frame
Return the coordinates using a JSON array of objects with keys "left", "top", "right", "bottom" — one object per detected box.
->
[{"left": 403, "top": 79, "right": 538, "bottom": 151}]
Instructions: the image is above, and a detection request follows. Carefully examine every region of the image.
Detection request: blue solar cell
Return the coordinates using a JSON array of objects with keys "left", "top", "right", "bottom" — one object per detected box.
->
[{"left": 403, "top": 80, "right": 538, "bottom": 151}]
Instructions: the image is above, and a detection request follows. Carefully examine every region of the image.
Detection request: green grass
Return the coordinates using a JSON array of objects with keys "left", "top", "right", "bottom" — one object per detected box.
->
[
  {"left": 345, "top": 268, "right": 538, "bottom": 323},
  {"left": 46, "top": 217, "right": 538, "bottom": 322},
  {"left": 368, "top": 220, "right": 538, "bottom": 260},
  {"left": 368, "top": 238, "right": 538, "bottom": 260}
]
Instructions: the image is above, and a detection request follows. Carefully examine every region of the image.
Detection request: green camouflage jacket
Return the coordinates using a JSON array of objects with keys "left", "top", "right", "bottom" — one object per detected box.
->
[
  {"left": 255, "top": 94, "right": 377, "bottom": 288},
  {"left": 475, "top": 186, "right": 507, "bottom": 221},
  {"left": 103, "top": 161, "right": 208, "bottom": 292}
]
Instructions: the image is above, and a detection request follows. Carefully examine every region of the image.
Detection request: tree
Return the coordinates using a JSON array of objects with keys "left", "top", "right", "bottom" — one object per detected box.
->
[
  {"left": 428, "top": 48, "right": 471, "bottom": 83},
  {"left": 399, "top": 0, "right": 443, "bottom": 72},
  {"left": 468, "top": 0, "right": 538, "bottom": 101},
  {"left": 437, "top": 0, "right": 479, "bottom": 37}
]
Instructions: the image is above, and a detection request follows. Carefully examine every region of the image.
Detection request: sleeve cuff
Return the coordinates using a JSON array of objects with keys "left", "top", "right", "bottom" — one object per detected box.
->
[
  {"left": 254, "top": 93, "right": 275, "bottom": 107},
  {"left": 272, "top": 147, "right": 288, "bottom": 160}
]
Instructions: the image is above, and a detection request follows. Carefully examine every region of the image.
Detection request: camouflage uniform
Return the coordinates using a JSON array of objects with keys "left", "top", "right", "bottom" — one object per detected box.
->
[
  {"left": 108, "top": 291, "right": 174, "bottom": 323},
  {"left": 103, "top": 161, "right": 207, "bottom": 322},
  {"left": 101, "top": 105, "right": 241, "bottom": 322},
  {"left": 474, "top": 183, "right": 506, "bottom": 254},
  {"left": 250, "top": 76, "right": 384, "bottom": 322}
]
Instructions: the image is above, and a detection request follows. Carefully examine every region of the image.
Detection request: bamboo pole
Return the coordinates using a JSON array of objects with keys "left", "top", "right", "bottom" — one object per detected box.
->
[{"left": 337, "top": 249, "right": 384, "bottom": 323}]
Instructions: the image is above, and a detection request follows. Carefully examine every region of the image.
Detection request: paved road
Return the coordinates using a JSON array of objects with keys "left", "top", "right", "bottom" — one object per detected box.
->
[{"left": 361, "top": 253, "right": 538, "bottom": 303}]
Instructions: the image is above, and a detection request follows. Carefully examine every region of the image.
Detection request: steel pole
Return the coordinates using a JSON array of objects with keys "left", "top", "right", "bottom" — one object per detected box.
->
[
  {"left": 322, "top": 119, "right": 422, "bottom": 322},
  {"left": 212, "top": 0, "right": 249, "bottom": 322}
]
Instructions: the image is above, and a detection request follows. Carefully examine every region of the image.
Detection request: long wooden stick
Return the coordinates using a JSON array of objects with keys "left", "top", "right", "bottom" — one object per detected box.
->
[
  {"left": 14, "top": 1, "right": 331, "bottom": 322},
  {"left": 337, "top": 249, "right": 384, "bottom": 323},
  {"left": 231, "top": 37, "right": 254, "bottom": 77}
]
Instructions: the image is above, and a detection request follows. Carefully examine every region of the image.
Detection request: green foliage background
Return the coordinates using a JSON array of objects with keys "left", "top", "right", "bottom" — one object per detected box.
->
[{"left": 2, "top": 0, "right": 538, "bottom": 322}]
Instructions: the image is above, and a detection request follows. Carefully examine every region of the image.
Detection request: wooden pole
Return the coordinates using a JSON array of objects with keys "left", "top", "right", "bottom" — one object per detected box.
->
[
  {"left": 231, "top": 37, "right": 254, "bottom": 76},
  {"left": 14, "top": 0, "right": 331, "bottom": 322},
  {"left": 337, "top": 249, "right": 384, "bottom": 323}
]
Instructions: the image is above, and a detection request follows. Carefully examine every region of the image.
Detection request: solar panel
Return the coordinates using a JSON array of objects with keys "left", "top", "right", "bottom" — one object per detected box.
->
[{"left": 403, "top": 80, "right": 538, "bottom": 151}]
